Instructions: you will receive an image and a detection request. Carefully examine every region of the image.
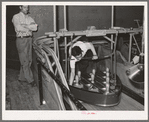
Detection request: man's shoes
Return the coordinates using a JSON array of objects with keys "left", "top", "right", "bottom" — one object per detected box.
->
[
  {"left": 18, "top": 80, "right": 26, "bottom": 83},
  {"left": 18, "top": 80, "right": 36, "bottom": 87},
  {"left": 30, "top": 81, "right": 36, "bottom": 87}
]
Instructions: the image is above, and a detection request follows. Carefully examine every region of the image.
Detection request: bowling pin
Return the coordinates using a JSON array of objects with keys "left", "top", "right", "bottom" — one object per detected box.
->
[
  {"left": 75, "top": 75, "right": 79, "bottom": 84},
  {"left": 106, "top": 83, "right": 110, "bottom": 94},
  {"left": 106, "top": 67, "right": 109, "bottom": 72},
  {"left": 92, "top": 69, "right": 96, "bottom": 75},
  {"left": 106, "top": 68, "right": 109, "bottom": 77},
  {"left": 78, "top": 71, "right": 81, "bottom": 81},
  {"left": 91, "top": 73, "right": 95, "bottom": 83}
]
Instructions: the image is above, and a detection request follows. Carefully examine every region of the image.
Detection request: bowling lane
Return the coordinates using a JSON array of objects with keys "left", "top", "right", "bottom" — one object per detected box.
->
[{"left": 81, "top": 93, "right": 144, "bottom": 110}]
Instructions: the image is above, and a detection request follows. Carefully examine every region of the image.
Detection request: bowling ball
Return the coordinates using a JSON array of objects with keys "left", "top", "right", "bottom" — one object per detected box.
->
[
  {"left": 110, "top": 79, "right": 115, "bottom": 84},
  {"left": 137, "top": 65, "right": 144, "bottom": 71},
  {"left": 115, "top": 85, "right": 121, "bottom": 93},
  {"left": 110, "top": 85, "right": 115, "bottom": 90}
]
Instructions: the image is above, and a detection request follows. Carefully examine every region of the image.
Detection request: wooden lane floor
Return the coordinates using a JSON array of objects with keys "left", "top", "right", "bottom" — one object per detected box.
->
[
  {"left": 6, "top": 68, "right": 49, "bottom": 110},
  {"left": 6, "top": 68, "right": 144, "bottom": 110},
  {"left": 82, "top": 93, "right": 144, "bottom": 110}
]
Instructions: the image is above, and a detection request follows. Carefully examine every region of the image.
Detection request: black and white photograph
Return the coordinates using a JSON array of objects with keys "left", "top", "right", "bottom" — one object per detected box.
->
[{"left": 2, "top": 1, "right": 148, "bottom": 121}]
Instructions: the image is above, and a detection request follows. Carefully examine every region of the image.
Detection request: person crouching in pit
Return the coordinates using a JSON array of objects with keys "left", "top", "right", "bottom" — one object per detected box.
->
[{"left": 69, "top": 37, "right": 98, "bottom": 85}]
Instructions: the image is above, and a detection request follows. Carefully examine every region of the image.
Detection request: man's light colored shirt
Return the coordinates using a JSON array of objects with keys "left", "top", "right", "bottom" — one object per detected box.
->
[
  {"left": 69, "top": 41, "right": 88, "bottom": 69},
  {"left": 12, "top": 12, "right": 37, "bottom": 37}
]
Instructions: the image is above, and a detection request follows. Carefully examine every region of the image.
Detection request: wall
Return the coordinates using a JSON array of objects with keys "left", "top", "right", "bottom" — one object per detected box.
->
[
  {"left": 67, "top": 6, "right": 111, "bottom": 30},
  {"left": 6, "top": 6, "right": 20, "bottom": 69},
  {"left": 30, "top": 6, "right": 54, "bottom": 38},
  {"left": 115, "top": 6, "right": 144, "bottom": 27},
  {"left": 6, "top": 6, "right": 20, "bottom": 36}
]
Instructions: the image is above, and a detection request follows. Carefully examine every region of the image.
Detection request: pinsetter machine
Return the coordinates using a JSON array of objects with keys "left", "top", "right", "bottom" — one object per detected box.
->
[{"left": 33, "top": 27, "right": 143, "bottom": 110}]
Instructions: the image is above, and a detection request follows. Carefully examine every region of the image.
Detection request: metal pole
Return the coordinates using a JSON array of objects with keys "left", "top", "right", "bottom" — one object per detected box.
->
[
  {"left": 53, "top": 5, "right": 57, "bottom": 32},
  {"left": 132, "top": 35, "right": 141, "bottom": 54},
  {"left": 141, "top": 31, "right": 144, "bottom": 54},
  {"left": 141, "top": 7, "right": 145, "bottom": 54},
  {"left": 114, "top": 34, "right": 118, "bottom": 81},
  {"left": 65, "top": 38, "right": 68, "bottom": 79},
  {"left": 53, "top": 6, "right": 57, "bottom": 55},
  {"left": 53, "top": 6, "right": 60, "bottom": 60},
  {"left": 111, "top": 5, "right": 114, "bottom": 28},
  {"left": 64, "top": 5, "right": 67, "bottom": 30},
  {"left": 111, "top": 5, "right": 114, "bottom": 78},
  {"left": 37, "top": 59, "right": 43, "bottom": 105},
  {"left": 64, "top": 5, "right": 68, "bottom": 79},
  {"left": 128, "top": 34, "right": 133, "bottom": 62}
]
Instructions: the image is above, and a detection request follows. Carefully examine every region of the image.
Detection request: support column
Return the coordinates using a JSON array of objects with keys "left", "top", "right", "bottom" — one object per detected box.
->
[
  {"left": 53, "top": 6, "right": 60, "bottom": 59},
  {"left": 114, "top": 33, "right": 118, "bottom": 81},
  {"left": 129, "top": 34, "right": 133, "bottom": 62},
  {"left": 65, "top": 38, "right": 68, "bottom": 79},
  {"left": 110, "top": 5, "right": 114, "bottom": 78},
  {"left": 64, "top": 5, "right": 68, "bottom": 79},
  {"left": 132, "top": 35, "right": 141, "bottom": 54},
  {"left": 37, "top": 59, "right": 43, "bottom": 105}
]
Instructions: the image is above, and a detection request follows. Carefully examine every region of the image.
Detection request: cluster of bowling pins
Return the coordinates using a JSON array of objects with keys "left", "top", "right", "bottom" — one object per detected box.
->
[
  {"left": 103, "top": 68, "right": 116, "bottom": 94},
  {"left": 103, "top": 68, "right": 110, "bottom": 94},
  {"left": 73, "top": 68, "right": 116, "bottom": 93},
  {"left": 73, "top": 69, "right": 96, "bottom": 89},
  {"left": 88, "top": 69, "right": 99, "bottom": 92}
]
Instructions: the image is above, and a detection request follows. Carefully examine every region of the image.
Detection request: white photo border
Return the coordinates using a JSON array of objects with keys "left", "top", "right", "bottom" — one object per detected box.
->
[{"left": 2, "top": 1, "right": 148, "bottom": 120}]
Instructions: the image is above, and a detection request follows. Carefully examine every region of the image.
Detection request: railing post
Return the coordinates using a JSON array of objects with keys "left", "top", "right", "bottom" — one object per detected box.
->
[
  {"left": 37, "top": 59, "right": 43, "bottom": 105},
  {"left": 129, "top": 34, "right": 133, "bottom": 62}
]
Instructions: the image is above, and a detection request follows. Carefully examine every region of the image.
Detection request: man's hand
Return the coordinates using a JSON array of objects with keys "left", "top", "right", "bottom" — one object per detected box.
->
[
  {"left": 29, "top": 23, "right": 38, "bottom": 31},
  {"left": 92, "top": 55, "right": 98, "bottom": 60},
  {"left": 132, "top": 55, "right": 139, "bottom": 64}
]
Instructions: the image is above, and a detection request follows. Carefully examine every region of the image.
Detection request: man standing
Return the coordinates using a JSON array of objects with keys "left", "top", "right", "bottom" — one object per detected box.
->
[{"left": 12, "top": 5, "right": 38, "bottom": 87}]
